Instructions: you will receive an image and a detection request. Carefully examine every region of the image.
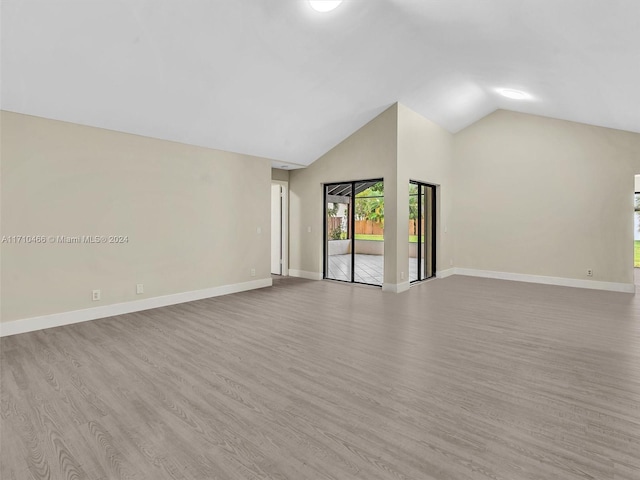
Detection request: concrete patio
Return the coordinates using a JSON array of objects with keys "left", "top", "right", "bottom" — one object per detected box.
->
[{"left": 327, "top": 253, "right": 421, "bottom": 285}]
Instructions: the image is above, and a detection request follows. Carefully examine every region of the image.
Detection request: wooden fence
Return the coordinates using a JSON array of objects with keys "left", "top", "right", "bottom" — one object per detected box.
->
[
  {"left": 355, "top": 220, "right": 384, "bottom": 235},
  {"left": 408, "top": 219, "right": 425, "bottom": 235},
  {"left": 329, "top": 219, "right": 423, "bottom": 236}
]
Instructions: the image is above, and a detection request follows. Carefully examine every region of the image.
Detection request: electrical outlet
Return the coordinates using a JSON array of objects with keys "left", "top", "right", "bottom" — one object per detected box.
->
[
  {"left": 136, "top": 283, "right": 144, "bottom": 295},
  {"left": 257, "top": 227, "right": 262, "bottom": 234},
  {"left": 587, "top": 269, "right": 593, "bottom": 277},
  {"left": 250, "top": 268, "right": 256, "bottom": 277},
  {"left": 92, "top": 289, "right": 101, "bottom": 301},
  {"left": 307, "top": 226, "right": 312, "bottom": 233},
  {"left": 450, "top": 259, "right": 454, "bottom": 266},
  {"left": 401, "top": 271, "right": 405, "bottom": 280}
]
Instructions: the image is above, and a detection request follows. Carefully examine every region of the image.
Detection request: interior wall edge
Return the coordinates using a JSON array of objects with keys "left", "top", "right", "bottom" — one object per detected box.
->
[
  {"left": 0, "top": 278, "right": 272, "bottom": 337},
  {"left": 454, "top": 268, "right": 635, "bottom": 294},
  {"left": 381, "top": 281, "right": 410, "bottom": 293},
  {"left": 436, "top": 268, "right": 455, "bottom": 278},
  {"left": 288, "top": 269, "right": 323, "bottom": 281}
]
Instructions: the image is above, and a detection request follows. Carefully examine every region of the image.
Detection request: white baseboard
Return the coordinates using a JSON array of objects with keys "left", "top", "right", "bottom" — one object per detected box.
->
[
  {"left": 382, "top": 281, "right": 410, "bottom": 293},
  {"left": 454, "top": 268, "right": 635, "bottom": 294},
  {"left": 0, "top": 278, "right": 273, "bottom": 338},
  {"left": 436, "top": 268, "right": 455, "bottom": 279},
  {"left": 289, "top": 269, "right": 322, "bottom": 280}
]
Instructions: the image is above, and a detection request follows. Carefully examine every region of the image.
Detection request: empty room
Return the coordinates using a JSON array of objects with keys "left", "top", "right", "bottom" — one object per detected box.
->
[{"left": 2, "top": 1, "right": 640, "bottom": 479}]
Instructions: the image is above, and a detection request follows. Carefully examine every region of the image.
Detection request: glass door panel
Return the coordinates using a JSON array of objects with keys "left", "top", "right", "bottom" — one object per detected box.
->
[
  {"left": 409, "top": 181, "right": 436, "bottom": 283},
  {"left": 424, "top": 185, "right": 435, "bottom": 279},
  {"left": 325, "top": 183, "right": 352, "bottom": 282},
  {"left": 409, "top": 183, "right": 419, "bottom": 282},
  {"left": 354, "top": 181, "right": 384, "bottom": 286},
  {"left": 636, "top": 192, "right": 640, "bottom": 268}
]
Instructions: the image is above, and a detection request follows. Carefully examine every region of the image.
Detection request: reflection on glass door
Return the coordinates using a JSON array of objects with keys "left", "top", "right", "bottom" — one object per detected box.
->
[
  {"left": 409, "top": 181, "right": 436, "bottom": 282},
  {"left": 324, "top": 179, "right": 384, "bottom": 286}
]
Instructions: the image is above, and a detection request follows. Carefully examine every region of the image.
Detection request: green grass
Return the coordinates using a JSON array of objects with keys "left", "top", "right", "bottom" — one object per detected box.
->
[
  {"left": 355, "top": 234, "right": 419, "bottom": 243},
  {"left": 355, "top": 234, "right": 384, "bottom": 241},
  {"left": 635, "top": 241, "right": 640, "bottom": 268}
]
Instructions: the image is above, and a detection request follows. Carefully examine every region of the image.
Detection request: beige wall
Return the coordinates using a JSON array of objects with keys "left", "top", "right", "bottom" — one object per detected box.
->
[
  {"left": 453, "top": 110, "right": 640, "bottom": 284},
  {"left": 397, "top": 104, "right": 454, "bottom": 279},
  {"left": 1, "top": 111, "right": 272, "bottom": 322},
  {"left": 289, "top": 104, "right": 398, "bottom": 281},
  {"left": 271, "top": 168, "right": 290, "bottom": 182},
  {"left": 5, "top": 107, "right": 638, "bottom": 325},
  {"left": 288, "top": 103, "right": 454, "bottom": 287}
]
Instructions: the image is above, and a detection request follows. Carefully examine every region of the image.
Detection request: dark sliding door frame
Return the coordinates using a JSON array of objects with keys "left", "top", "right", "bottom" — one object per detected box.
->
[
  {"left": 410, "top": 180, "right": 437, "bottom": 283},
  {"left": 323, "top": 178, "right": 384, "bottom": 286}
]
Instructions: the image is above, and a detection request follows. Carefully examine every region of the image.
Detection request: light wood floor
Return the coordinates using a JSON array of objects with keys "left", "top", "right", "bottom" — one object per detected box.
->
[{"left": 2, "top": 275, "right": 639, "bottom": 480}]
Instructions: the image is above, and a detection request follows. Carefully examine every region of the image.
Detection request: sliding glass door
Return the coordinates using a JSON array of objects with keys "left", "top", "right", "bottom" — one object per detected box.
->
[
  {"left": 409, "top": 181, "right": 436, "bottom": 282},
  {"left": 324, "top": 179, "right": 384, "bottom": 286}
]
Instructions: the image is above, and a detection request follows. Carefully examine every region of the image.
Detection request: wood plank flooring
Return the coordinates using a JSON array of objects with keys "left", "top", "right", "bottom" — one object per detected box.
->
[{"left": 2, "top": 275, "right": 640, "bottom": 479}]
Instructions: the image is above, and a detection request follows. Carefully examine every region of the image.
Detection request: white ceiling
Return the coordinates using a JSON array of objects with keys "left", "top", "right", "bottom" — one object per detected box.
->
[{"left": 2, "top": 0, "right": 639, "bottom": 167}]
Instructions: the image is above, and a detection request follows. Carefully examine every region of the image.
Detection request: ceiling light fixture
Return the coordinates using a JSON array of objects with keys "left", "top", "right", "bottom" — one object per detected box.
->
[
  {"left": 497, "top": 88, "right": 531, "bottom": 100},
  {"left": 309, "top": 0, "right": 343, "bottom": 13}
]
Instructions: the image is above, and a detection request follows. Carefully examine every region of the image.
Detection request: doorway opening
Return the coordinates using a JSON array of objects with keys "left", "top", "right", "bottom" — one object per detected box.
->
[
  {"left": 324, "top": 179, "right": 384, "bottom": 286},
  {"left": 409, "top": 181, "right": 436, "bottom": 283},
  {"left": 271, "top": 181, "right": 288, "bottom": 275}
]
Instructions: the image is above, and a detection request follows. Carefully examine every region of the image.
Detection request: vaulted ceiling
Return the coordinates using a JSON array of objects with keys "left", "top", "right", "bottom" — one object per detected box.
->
[{"left": 2, "top": 0, "right": 639, "bottom": 167}]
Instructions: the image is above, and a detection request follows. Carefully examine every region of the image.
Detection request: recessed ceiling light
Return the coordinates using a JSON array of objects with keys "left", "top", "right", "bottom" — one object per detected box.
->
[
  {"left": 497, "top": 88, "right": 531, "bottom": 100},
  {"left": 309, "top": 0, "right": 343, "bottom": 13}
]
